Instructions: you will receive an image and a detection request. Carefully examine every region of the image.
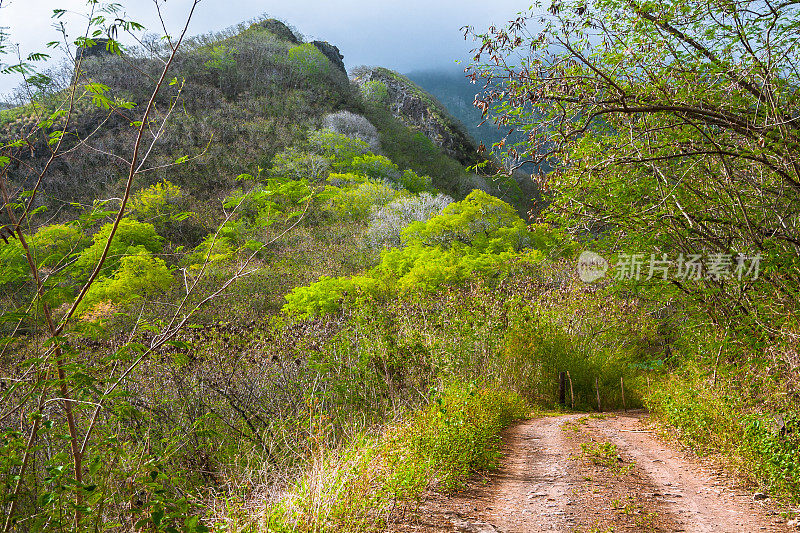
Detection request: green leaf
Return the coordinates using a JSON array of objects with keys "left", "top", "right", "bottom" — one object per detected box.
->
[
  {"left": 166, "top": 340, "right": 191, "bottom": 350},
  {"left": 89, "top": 459, "right": 102, "bottom": 476},
  {"left": 151, "top": 509, "right": 164, "bottom": 527},
  {"left": 26, "top": 52, "right": 50, "bottom": 62}
]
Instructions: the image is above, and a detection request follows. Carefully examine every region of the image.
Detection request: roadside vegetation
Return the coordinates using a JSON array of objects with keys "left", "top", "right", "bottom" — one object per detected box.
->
[
  {"left": 468, "top": 0, "right": 800, "bottom": 506},
  {"left": 2, "top": 0, "right": 798, "bottom": 530},
  {"left": 0, "top": 4, "right": 653, "bottom": 532}
]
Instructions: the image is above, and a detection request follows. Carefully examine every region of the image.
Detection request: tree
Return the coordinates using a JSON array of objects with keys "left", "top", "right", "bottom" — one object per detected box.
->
[
  {"left": 466, "top": 0, "right": 800, "bottom": 337},
  {"left": 0, "top": 2, "right": 309, "bottom": 531}
]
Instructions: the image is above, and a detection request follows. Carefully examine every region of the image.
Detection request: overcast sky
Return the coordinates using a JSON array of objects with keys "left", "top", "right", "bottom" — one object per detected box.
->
[{"left": 0, "top": 0, "right": 532, "bottom": 97}]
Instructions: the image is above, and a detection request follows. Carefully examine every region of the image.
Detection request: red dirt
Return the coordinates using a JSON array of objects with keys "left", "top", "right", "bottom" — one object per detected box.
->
[{"left": 390, "top": 411, "right": 795, "bottom": 532}]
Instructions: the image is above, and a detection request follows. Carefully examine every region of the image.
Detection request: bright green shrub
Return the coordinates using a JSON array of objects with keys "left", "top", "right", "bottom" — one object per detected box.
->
[
  {"left": 73, "top": 218, "right": 162, "bottom": 278},
  {"left": 402, "top": 190, "right": 529, "bottom": 251},
  {"left": 0, "top": 223, "right": 86, "bottom": 288},
  {"left": 308, "top": 129, "right": 371, "bottom": 167},
  {"left": 387, "top": 382, "right": 529, "bottom": 493},
  {"left": 129, "top": 181, "right": 187, "bottom": 231},
  {"left": 29, "top": 224, "right": 86, "bottom": 267},
  {"left": 379, "top": 244, "right": 540, "bottom": 292},
  {"left": 288, "top": 43, "right": 333, "bottom": 79},
  {"left": 78, "top": 250, "right": 173, "bottom": 320},
  {"left": 283, "top": 275, "right": 382, "bottom": 318},
  {"left": 283, "top": 191, "right": 564, "bottom": 316},
  {"left": 360, "top": 80, "right": 389, "bottom": 104},
  {"left": 184, "top": 221, "right": 245, "bottom": 272},
  {"left": 348, "top": 154, "right": 400, "bottom": 182},
  {"left": 323, "top": 179, "right": 399, "bottom": 220},
  {"left": 0, "top": 238, "right": 28, "bottom": 289},
  {"left": 186, "top": 179, "right": 314, "bottom": 274},
  {"left": 398, "top": 169, "right": 433, "bottom": 194},
  {"left": 224, "top": 178, "right": 313, "bottom": 225},
  {"left": 203, "top": 44, "right": 237, "bottom": 72}
]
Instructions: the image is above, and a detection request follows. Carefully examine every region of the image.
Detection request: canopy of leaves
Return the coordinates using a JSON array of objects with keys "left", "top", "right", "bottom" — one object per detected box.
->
[
  {"left": 77, "top": 250, "right": 173, "bottom": 320},
  {"left": 467, "top": 0, "right": 800, "bottom": 333},
  {"left": 74, "top": 219, "right": 162, "bottom": 277},
  {"left": 284, "top": 190, "right": 569, "bottom": 317}
]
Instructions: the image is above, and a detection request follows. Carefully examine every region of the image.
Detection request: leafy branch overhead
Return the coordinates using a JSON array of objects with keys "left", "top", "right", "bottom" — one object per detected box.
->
[{"left": 466, "top": 0, "right": 800, "bottom": 330}]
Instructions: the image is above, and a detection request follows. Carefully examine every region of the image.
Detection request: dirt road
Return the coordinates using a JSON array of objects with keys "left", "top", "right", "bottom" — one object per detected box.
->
[{"left": 392, "top": 412, "right": 794, "bottom": 532}]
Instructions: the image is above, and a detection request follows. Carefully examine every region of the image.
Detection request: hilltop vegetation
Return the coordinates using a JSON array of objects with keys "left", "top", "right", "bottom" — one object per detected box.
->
[
  {"left": 2, "top": 0, "right": 798, "bottom": 530},
  {"left": 0, "top": 8, "right": 652, "bottom": 532}
]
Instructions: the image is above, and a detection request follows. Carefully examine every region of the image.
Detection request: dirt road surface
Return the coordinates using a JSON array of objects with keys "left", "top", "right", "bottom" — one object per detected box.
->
[{"left": 391, "top": 411, "right": 795, "bottom": 532}]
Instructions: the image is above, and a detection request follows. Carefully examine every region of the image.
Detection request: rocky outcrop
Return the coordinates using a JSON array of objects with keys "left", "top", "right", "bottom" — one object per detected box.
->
[
  {"left": 352, "top": 67, "right": 480, "bottom": 166},
  {"left": 253, "top": 19, "right": 299, "bottom": 44},
  {"left": 312, "top": 41, "right": 346, "bottom": 73}
]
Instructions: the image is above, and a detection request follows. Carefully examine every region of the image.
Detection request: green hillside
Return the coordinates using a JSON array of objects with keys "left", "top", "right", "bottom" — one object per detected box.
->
[
  {"left": 0, "top": 15, "right": 584, "bottom": 532},
  {"left": 1, "top": 3, "right": 799, "bottom": 532}
]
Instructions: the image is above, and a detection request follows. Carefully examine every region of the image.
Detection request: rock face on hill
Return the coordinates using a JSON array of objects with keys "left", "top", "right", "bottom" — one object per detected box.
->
[
  {"left": 352, "top": 67, "right": 481, "bottom": 166},
  {"left": 254, "top": 19, "right": 300, "bottom": 44},
  {"left": 253, "top": 19, "right": 346, "bottom": 74},
  {"left": 312, "top": 41, "right": 346, "bottom": 73}
]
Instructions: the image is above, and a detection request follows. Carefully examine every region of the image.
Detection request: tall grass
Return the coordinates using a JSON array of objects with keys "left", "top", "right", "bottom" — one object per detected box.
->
[{"left": 256, "top": 382, "right": 529, "bottom": 533}]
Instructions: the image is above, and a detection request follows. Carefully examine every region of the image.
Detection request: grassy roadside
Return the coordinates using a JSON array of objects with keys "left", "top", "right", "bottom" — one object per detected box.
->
[
  {"left": 646, "top": 371, "right": 800, "bottom": 505},
  {"left": 218, "top": 382, "right": 530, "bottom": 532}
]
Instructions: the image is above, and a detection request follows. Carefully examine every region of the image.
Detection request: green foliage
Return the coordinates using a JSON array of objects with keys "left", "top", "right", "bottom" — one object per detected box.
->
[
  {"left": 74, "top": 218, "right": 162, "bottom": 278},
  {"left": 184, "top": 177, "right": 314, "bottom": 273},
  {"left": 388, "top": 383, "right": 529, "bottom": 493},
  {"left": 225, "top": 177, "right": 313, "bottom": 225},
  {"left": 361, "top": 103, "right": 472, "bottom": 196},
  {"left": 270, "top": 147, "right": 331, "bottom": 181},
  {"left": 322, "top": 179, "right": 399, "bottom": 221},
  {"left": 282, "top": 275, "right": 383, "bottom": 319},
  {"left": 648, "top": 368, "right": 800, "bottom": 502},
  {"left": 360, "top": 80, "right": 388, "bottom": 104},
  {"left": 287, "top": 43, "right": 333, "bottom": 80},
  {"left": 401, "top": 190, "right": 529, "bottom": 250},
  {"left": 185, "top": 226, "right": 240, "bottom": 272},
  {"left": 307, "top": 129, "right": 371, "bottom": 168},
  {"left": 203, "top": 44, "right": 237, "bottom": 72},
  {"left": 77, "top": 250, "right": 173, "bottom": 320},
  {"left": 742, "top": 414, "right": 800, "bottom": 498},
  {"left": 284, "top": 190, "right": 568, "bottom": 317},
  {"left": 265, "top": 382, "right": 528, "bottom": 530},
  {"left": 398, "top": 169, "right": 433, "bottom": 194},
  {"left": 469, "top": 0, "right": 800, "bottom": 339},
  {"left": 129, "top": 180, "right": 191, "bottom": 233},
  {"left": 348, "top": 154, "right": 400, "bottom": 182},
  {"left": 0, "top": 223, "right": 86, "bottom": 288}
]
